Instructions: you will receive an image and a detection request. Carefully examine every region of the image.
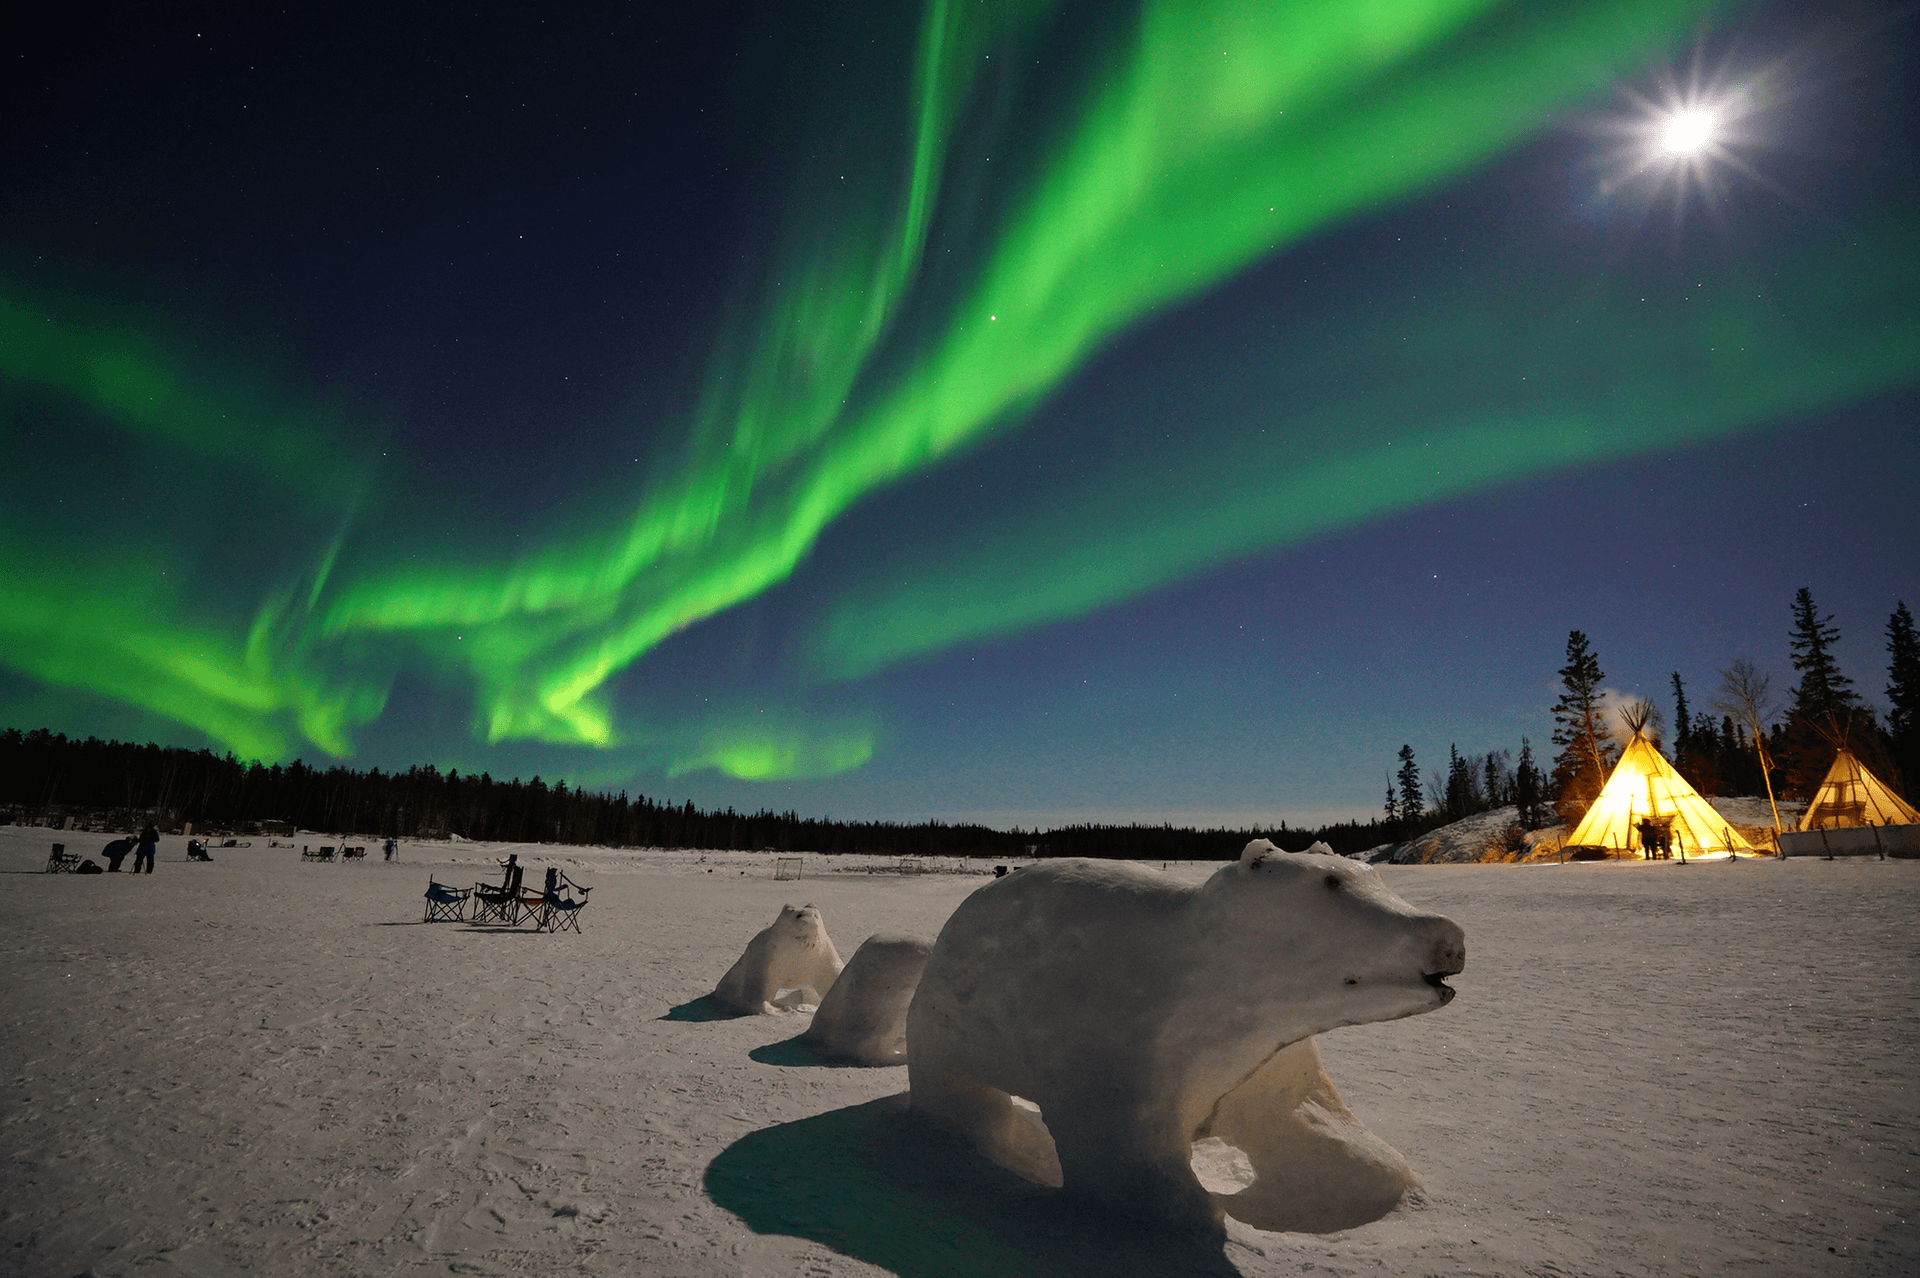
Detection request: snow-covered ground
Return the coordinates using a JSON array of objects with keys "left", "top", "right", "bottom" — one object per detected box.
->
[{"left": 3, "top": 823, "right": 1912, "bottom": 1276}]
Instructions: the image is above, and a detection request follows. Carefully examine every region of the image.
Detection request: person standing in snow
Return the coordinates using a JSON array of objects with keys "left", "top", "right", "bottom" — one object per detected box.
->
[
  {"left": 1636, "top": 819, "right": 1658, "bottom": 859},
  {"left": 383, "top": 838, "right": 397, "bottom": 861},
  {"left": 133, "top": 823, "right": 159, "bottom": 873},
  {"left": 102, "top": 836, "right": 135, "bottom": 872}
]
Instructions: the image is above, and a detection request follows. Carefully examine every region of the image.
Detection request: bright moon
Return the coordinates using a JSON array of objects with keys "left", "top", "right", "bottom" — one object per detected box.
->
[{"left": 1658, "top": 108, "right": 1718, "bottom": 156}]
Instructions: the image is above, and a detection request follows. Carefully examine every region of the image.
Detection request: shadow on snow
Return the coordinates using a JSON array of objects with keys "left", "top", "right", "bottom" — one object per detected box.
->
[
  {"left": 660, "top": 994, "right": 747, "bottom": 1022},
  {"left": 705, "top": 1093, "right": 1242, "bottom": 1278}
]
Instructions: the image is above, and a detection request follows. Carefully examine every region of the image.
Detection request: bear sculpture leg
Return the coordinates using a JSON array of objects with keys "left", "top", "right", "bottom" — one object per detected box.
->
[
  {"left": 910, "top": 1058, "right": 1063, "bottom": 1188},
  {"left": 1046, "top": 1104, "right": 1227, "bottom": 1239},
  {"left": 1196, "top": 1037, "right": 1419, "bottom": 1233},
  {"left": 914, "top": 1038, "right": 1414, "bottom": 1238}
]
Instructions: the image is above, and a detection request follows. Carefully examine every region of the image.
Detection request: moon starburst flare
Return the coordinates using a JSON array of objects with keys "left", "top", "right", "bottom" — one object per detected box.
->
[{"left": 1658, "top": 106, "right": 1720, "bottom": 154}]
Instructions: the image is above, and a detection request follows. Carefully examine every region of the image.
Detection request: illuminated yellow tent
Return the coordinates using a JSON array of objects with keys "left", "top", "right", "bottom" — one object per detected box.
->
[
  {"left": 1798, "top": 749, "right": 1920, "bottom": 829},
  {"left": 1564, "top": 734, "right": 1756, "bottom": 857}
]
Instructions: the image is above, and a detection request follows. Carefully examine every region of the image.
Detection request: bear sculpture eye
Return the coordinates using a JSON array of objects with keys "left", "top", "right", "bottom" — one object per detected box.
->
[{"left": 1324, "top": 874, "right": 1342, "bottom": 890}]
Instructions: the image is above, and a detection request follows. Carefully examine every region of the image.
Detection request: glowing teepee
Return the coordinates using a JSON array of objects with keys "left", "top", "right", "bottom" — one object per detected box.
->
[
  {"left": 1564, "top": 734, "right": 1756, "bottom": 857},
  {"left": 1798, "top": 749, "right": 1920, "bottom": 830}
]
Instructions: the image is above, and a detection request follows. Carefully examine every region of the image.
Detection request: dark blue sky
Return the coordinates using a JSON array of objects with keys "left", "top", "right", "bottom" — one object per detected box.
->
[{"left": 3, "top": 0, "right": 1915, "bottom": 826}]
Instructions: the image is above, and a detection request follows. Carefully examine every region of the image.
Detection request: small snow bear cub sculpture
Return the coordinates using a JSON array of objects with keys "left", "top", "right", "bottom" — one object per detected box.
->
[
  {"left": 802, "top": 933, "right": 933, "bottom": 1065},
  {"left": 712, "top": 904, "right": 845, "bottom": 1015},
  {"left": 906, "top": 840, "right": 1465, "bottom": 1238}
]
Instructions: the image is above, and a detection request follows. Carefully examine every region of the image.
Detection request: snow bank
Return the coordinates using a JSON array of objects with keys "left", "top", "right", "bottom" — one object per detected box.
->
[{"left": 1387, "top": 807, "right": 1530, "bottom": 865}]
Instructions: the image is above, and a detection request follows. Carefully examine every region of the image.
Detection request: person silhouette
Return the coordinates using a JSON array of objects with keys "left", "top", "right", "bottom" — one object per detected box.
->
[{"left": 133, "top": 824, "right": 160, "bottom": 874}]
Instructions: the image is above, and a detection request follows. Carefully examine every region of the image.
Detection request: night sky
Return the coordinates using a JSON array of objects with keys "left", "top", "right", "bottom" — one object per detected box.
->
[{"left": 4, "top": 0, "right": 1916, "bottom": 828}]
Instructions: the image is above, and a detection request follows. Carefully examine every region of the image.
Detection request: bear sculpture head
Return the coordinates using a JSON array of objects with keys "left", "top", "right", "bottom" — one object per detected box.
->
[{"left": 1189, "top": 843, "right": 1465, "bottom": 1048}]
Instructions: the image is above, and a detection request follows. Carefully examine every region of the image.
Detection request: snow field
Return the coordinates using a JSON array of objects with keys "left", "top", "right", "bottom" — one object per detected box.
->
[{"left": 1, "top": 823, "right": 1913, "bottom": 1276}]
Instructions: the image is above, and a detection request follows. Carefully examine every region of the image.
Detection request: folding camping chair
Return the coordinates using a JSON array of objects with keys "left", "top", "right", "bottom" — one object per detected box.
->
[
  {"left": 470, "top": 857, "right": 526, "bottom": 925},
  {"left": 470, "top": 880, "right": 524, "bottom": 924},
  {"left": 423, "top": 880, "right": 470, "bottom": 923},
  {"left": 46, "top": 843, "right": 80, "bottom": 873},
  {"left": 529, "top": 870, "right": 591, "bottom": 933}
]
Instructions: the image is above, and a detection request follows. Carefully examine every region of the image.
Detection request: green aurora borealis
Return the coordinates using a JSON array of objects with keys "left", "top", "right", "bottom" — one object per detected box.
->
[{"left": 3, "top": 0, "right": 1916, "bottom": 791}]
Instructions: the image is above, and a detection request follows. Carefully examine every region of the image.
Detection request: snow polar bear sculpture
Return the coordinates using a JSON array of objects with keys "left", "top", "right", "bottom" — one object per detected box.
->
[
  {"left": 800, "top": 933, "right": 933, "bottom": 1065},
  {"left": 905, "top": 840, "right": 1466, "bottom": 1237},
  {"left": 712, "top": 904, "right": 845, "bottom": 1015}
]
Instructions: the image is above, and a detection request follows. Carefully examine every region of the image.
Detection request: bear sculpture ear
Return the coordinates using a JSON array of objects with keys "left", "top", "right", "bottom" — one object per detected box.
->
[{"left": 1239, "top": 838, "right": 1279, "bottom": 864}]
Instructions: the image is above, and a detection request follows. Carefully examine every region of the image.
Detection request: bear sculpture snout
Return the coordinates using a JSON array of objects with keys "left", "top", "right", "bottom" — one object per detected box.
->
[{"left": 1420, "top": 920, "right": 1467, "bottom": 1002}]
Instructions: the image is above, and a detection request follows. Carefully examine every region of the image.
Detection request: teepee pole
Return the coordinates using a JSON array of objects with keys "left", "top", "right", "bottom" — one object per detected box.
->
[{"left": 1757, "top": 734, "right": 1784, "bottom": 839}]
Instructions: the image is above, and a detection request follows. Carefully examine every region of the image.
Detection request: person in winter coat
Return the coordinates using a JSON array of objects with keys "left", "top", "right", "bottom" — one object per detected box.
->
[{"left": 133, "top": 824, "right": 159, "bottom": 874}]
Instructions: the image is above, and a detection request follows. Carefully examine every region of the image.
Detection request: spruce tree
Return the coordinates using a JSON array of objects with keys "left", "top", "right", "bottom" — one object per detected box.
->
[
  {"left": 1680, "top": 709, "right": 1723, "bottom": 795},
  {"left": 1444, "top": 745, "right": 1472, "bottom": 819},
  {"left": 1482, "top": 749, "right": 1508, "bottom": 808},
  {"left": 1550, "top": 630, "right": 1613, "bottom": 818},
  {"left": 1782, "top": 588, "right": 1860, "bottom": 797},
  {"left": 1887, "top": 601, "right": 1920, "bottom": 796},
  {"left": 1515, "top": 737, "right": 1541, "bottom": 828},
  {"left": 1787, "top": 588, "right": 1857, "bottom": 722},
  {"left": 1396, "top": 745, "right": 1424, "bottom": 823},
  {"left": 1670, "top": 672, "right": 1692, "bottom": 755}
]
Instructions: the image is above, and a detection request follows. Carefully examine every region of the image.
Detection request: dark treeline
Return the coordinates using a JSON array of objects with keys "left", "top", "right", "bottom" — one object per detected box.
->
[
  {"left": 1032, "top": 810, "right": 1452, "bottom": 860},
  {"left": 1, "top": 727, "right": 1402, "bottom": 860}
]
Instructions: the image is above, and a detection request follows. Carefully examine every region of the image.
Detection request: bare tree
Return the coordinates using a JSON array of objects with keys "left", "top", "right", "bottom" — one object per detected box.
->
[{"left": 1713, "top": 658, "right": 1784, "bottom": 833}]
